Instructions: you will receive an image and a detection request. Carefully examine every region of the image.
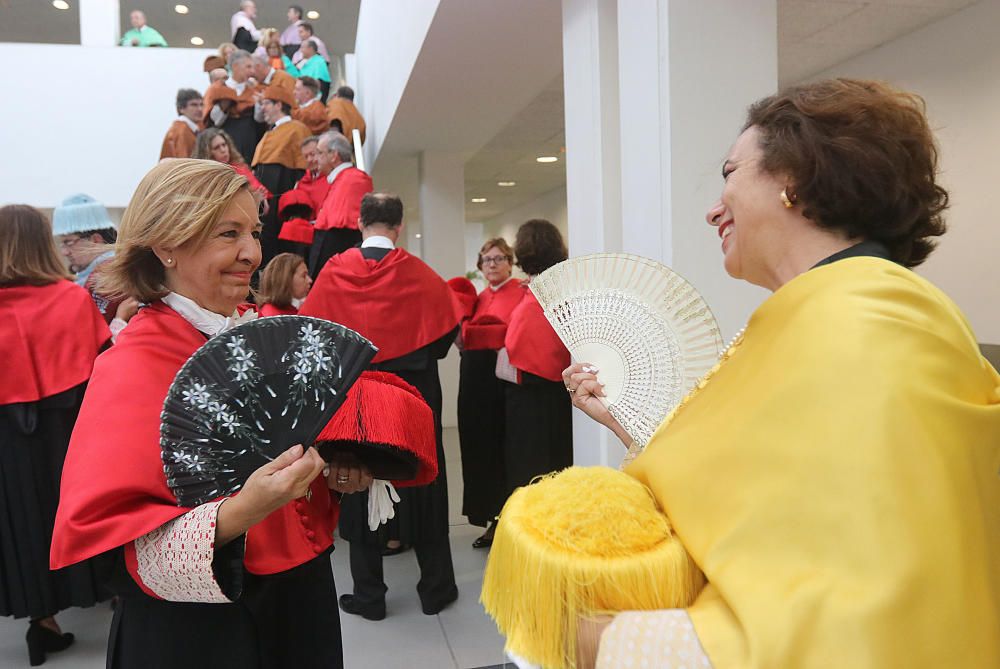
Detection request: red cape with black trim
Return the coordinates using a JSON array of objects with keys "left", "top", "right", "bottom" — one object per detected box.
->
[
  {"left": 0, "top": 280, "right": 109, "bottom": 405},
  {"left": 299, "top": 247, "right": 460, "bottom": 363}
]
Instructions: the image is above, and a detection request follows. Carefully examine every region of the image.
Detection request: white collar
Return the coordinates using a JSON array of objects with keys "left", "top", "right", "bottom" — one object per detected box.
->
[
  {"left": 162, "top": 292, "right": 257, "bottom": 337},
  {"left": 178, "top": 116, "right": 199, "bottom": 133},
  {"left": 263, "top": 68, "right": 275, "bottom": 84},
  {"left": 489, "top": 277, "right": 514, "bottom": 291},
  {"left": 326, "top": 161, "right": 352, "bottom": 184},
  {"left": 360, "top": 235, "right": 394, "bottom": 250},
  {"left": 226, "top": 77, "right": 247, "bottom": 94},
  {"left": 274, "top": 115, "right": 292, "bottom": 128},
  {"left": 291, "top": 296, "right": 305, "bottom": 309},
  {"left": 300, "top": 97, "right": 316, "bottom": 109}
]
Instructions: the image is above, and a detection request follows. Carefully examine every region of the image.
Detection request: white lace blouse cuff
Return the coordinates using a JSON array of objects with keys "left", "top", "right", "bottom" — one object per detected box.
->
[
  {"left": 596, "top": 609, "right": 713, "bottom": 669},
  {"left": 132, "top": 500, "right": 236, "bottom": 603}
]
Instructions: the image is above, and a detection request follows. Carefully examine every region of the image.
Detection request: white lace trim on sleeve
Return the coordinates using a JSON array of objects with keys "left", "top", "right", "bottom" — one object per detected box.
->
[
  {"left": 597, "top": 609, "right": 713, "bottom": 669},
  {"left": 134, "top": 500, "right": 233, "bottom": 603}
]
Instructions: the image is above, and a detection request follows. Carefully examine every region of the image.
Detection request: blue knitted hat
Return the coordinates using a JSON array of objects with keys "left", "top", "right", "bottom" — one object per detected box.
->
[{"left": 52, "top": 194, "right": 115, "bottom": 236}]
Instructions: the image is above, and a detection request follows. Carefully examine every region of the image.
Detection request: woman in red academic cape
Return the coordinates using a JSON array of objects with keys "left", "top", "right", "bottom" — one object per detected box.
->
[
  {"left": 0, "top": 205, "right": 110, "bottom": 666},
  {"left": 299, "top": 192, "right": 461, "bottom": 620},
  {"left": 454, "top": 239, "right": 524, "bottom": 549},
  {"left": 193, "top": 128, "right": 273, "bottom": 204},
  {"left": 49, "top": 160, "right": 371, "bottom": 669},
  {"left": 500, "top": 220, "right": 573, "bottom": 498},
  {"left": 257, "top": 252, "right": 312, "bottom": 317}
]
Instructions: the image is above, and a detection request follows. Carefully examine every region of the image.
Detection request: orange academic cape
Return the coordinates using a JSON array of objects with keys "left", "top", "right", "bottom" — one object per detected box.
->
[
  {"left": 299, "top": 247, "right": 461, "bottom": 363},
  {"left": 314, "top": 167, "right": 372, "bottom": 231},
  {"left": 293, "top": 100, "right": 331, "bottom": 136},
  {"left": 251, "top": 118, "right": 311, "bottom": 170},
  {"left": 326, "top": 98, "right": 366, "bottom": 144},
  {"left": 159, "top": 119, "right": 199, "bottom": 160},
  {"left": 50, "top": 302, "right": 339, "bottom": 576},
  {"left": 0, "top": 280, "right": 109, "bottom": 405},
  {"left": 202, "top": 80, "right": 257, "bottom": 122},
  {"left": 266, "top": 69, "right": 296, "bottom": 103}
]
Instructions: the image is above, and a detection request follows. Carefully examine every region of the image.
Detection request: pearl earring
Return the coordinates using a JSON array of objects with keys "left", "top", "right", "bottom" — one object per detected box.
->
[{"left": 166, "top": 258, "right": 173, "bottom": 265}]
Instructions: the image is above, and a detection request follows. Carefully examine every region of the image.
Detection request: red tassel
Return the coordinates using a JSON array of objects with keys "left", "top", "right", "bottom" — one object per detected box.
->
[
  {"left": 278, "top": 190, "right": 315, "bottom": 217},
  {"left": 316, "top": 371, "right": 438, "bottom": 486},
  {"left": 278, "top": 218, "right": 315, "bottom": 244}
]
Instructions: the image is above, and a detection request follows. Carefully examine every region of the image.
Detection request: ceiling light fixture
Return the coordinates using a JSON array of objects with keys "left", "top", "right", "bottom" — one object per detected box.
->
[
  {"left": 536, "top": 156, "right": 558, "bottom": 163},
  {"left": 471, "top": 197, "right": 488, "bottom": 203},
  {"left": 307, "top": 10, "right": 320, "bottom": 19},
  {"left": 52, "top": 0, "right": 70, "bottom": 9},
  {"left": 415, "top": 233, "right": 423, "bottom": 239},
  {"left": 174, "top": 4, "right": 189, "bottom": 14},
  {"left": 497, "top": 181, "right": 516, "bottom": 187},
  {"left": 190, "top": 36, "right": 204, "bottom": 45}
]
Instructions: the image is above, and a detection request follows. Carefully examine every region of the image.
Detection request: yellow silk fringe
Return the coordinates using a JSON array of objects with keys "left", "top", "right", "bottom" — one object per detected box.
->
[{"left": 480, "top": 467, "right": 705, "bottom": 669}]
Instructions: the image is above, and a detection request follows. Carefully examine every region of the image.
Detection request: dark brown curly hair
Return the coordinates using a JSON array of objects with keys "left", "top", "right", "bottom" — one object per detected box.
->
[
  {"left": 514, "top": 219, "right": 567, "bottom": 276},
  {"left": 744, "top": 78, "right": 948, "bottom": 268}
]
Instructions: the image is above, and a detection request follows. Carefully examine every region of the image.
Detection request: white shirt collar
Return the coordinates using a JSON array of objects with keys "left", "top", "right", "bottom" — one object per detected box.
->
[
  {"left": 326, "top": 161, "right": 352, "bottom": 184},
  {"left": 274, "top": 115, "right": 292, "bottom": 128},
  {"left": 225, "top": 77, "right": 246, "bottom": 95},
  {"left": 162, "top": 292, "right": 257, "bottom": 337},
  {"left": 489, "top": 277, "right": 514, "bottom": 291},
  {"left": 360, "top": 235, "right": 394, "bottom": 250},
  {"left": 291, "top": 296, "right": 305, "bottom": 309},
  {"left": 178, "top": 115, "right": 199, "bottom": 133},
  {"left": 300, "top": 97, "right": 316, "bottom": 109},
  {"left": 263, "top": 68, "right": 275, "bottom": 84}
]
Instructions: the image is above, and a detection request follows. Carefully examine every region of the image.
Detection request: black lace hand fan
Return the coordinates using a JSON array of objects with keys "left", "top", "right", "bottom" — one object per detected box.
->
[{"left": 160, "top": 316, "right": 378, "bottom": 507}]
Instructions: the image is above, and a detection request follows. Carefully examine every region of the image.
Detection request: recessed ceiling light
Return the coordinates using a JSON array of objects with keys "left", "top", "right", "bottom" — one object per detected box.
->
[
  {"left": 415, "top": 233, "right": 423, "bottom": 239},
  {"left": 307, "top": 10, "right": 320, "bottom": 19},
  {"left": 471, "top": 197, "right": 488, "bottom": 203},
  {"left": 174, "top": 4, "right": 189, "bottom": 14},
  {"left": 536, "top": 156, "right": 558, "bottom": 163},
  {"left": 190, "top": 36, "right": 204, "bottom": 46},
  {"left": 497, "top": 181, "right": 516, "bottom": 187},
  {"left": 52, "top": 0, "right": 70, "bottom": 9}
]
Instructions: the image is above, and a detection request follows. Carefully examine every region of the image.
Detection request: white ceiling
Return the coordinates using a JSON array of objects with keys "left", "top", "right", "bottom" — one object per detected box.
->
[{"left": 0, "top": 0, "right": 359, "bottom": 53}]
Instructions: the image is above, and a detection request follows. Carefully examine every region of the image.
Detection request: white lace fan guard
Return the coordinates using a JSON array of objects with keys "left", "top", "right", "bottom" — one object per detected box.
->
[{"left": 530, "top": 253, "right": 724, "bottom": 448}]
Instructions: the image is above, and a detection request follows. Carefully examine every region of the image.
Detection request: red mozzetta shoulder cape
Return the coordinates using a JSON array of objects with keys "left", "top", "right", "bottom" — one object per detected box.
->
[
  {"left": 51, "top": 302, "right": 338, "bottom": 574},
  {"left": 294, "top": 171, "right": 331, "bottom": 215},
  {"left": 0, "top": 280, "right": 109, "bottom": 405},
  {"left": 314, "top": 167, "right": 372, "bottom": 231},
  {"left": 463, "top": 279, "right": 525, "bottom": 351},
  {"left": 299, "top": 247, "right": 460, "bottom": 363},
  {"left": 504, "top": 289, "right": 570, "bottom": 382},
  {"left": 259, "top": 303, "right": 298, "bottom": 317}
]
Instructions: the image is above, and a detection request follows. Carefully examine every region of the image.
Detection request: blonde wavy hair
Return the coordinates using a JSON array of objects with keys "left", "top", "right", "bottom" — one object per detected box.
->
[{"left": 95, "top": 159, "right": 249, "bottom": 302}]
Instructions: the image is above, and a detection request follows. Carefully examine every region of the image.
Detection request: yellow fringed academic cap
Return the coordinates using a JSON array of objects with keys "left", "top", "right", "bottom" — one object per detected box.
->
[{"left": 480, "top": 467, "right": 704, "bottom": 669}]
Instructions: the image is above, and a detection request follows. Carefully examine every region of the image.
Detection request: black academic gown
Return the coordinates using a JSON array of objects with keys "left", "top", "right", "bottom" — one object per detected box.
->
[
  {"left": 253, "top": 164, "right": 305, "bottom": 270},
  {"left": 336, "top": 245, "right": 459, "bottom": 613}
]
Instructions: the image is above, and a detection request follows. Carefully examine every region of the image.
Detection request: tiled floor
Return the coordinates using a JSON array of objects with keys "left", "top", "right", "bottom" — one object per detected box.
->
[{"left": 0, "top": 428, "right": 514, "bottom": 668}]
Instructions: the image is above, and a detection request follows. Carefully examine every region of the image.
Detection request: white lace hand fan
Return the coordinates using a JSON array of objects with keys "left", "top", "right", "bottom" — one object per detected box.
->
[{"left": 530, "top": 253, "right": 723, "bottom": 448}]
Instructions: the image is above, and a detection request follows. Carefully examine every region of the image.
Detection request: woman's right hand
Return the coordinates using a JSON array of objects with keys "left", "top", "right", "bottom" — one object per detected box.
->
[
  {"left": 563, "top": 363, "right": 633, "bottom": 448},
  {"left": 215, "top": 444, "right": 326, "bottom": 545}
]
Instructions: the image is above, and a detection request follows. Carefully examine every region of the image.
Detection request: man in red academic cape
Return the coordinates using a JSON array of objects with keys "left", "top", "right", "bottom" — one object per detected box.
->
[
  {"left": 307, "top": 131, "right": 372, "bottom": 278},
  {"left": 293, "top": 136, "right": 330, "bottom": 214},
  {"left": 299, "top": 192, "right": 461, "bottom": 620}
]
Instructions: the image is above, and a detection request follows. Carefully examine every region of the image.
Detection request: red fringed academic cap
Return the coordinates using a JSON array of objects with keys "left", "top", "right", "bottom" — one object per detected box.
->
[
  {"left": 278, "top": 189, "right": 316, "bottom": 218},
  {"left": 447, "top": 277, "right": 478, "bottom": 321},
  {"left": 278, "top": 217, "right": 314, "bottom": 244},
  {"left": 316, "top": 371, "right": 437, "bottom": 487}
]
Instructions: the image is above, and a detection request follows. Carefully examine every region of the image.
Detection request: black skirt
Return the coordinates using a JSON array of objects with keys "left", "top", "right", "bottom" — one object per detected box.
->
[
  {"left": 0, "top": 383, "right": 107, "bottom": 619},
  {"left": 107, "top": 548, "right": 342, "bottom": 669},
  {"left": 338, "top": 364, "right": 450, "bottom": 547},
  {"left": 457, "top": 350, "right": 507, "bottom": 527},
  {"left": 503, "top": 373, "right": 574, "bottom": 495}
]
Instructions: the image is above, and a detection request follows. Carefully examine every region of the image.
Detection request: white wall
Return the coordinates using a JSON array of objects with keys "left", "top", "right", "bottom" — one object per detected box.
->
[
  {"left": 352, "top": 0, "right": 440, "bottom": 171},
  {"left": 0, "top": 43, "right": 211, "bottom": 208},
  {"left": 482, "top": 185, "right": 569, "bottom": 250},
  {"left": 811, "top": 0, "right": 1000, "bottom": 343}
]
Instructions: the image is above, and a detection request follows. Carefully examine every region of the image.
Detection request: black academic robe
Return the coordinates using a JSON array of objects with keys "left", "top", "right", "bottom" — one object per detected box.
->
[{"left": 254, "top": 163, "right": 305, "bottom": 269}]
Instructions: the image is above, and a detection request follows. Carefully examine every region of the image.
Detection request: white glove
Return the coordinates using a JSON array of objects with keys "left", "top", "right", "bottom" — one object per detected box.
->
[{"left": 367, "top": 479, "right": 400, "bottom": 531}]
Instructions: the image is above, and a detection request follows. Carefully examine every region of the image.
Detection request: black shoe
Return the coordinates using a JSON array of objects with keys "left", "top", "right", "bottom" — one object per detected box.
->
[
  {"left": 421, "top": 587, "right": 458, "bottom": 615},
  {"left": 472, "top": 522, "right": 496, "bottom": 549},
  {"left": 382, "top": 542, "right": 410, "bottom": 557},
  {"left": 338, "top": 594, "right": 386, "bottom": 621},
  {"left": 26, "top": 621, "right": 75, "bottom": 667}
]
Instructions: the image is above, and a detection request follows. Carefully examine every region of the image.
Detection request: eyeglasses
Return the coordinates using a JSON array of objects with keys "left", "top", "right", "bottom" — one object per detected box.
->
[
  {"left": 59, "top": 237, "right": 82, "bottom": 249},
  {"left": 481, "top": 255, "right": 509, "bottom": 266}
]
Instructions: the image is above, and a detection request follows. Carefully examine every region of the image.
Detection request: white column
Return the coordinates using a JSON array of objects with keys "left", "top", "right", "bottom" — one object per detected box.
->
[
  {"left": 562, "top": 0, "right": 777, "bottom": 467},
  {"left": 80, "top": 0, "right": 120, "bottom": 47},
  {"left": 419, "top": 151, "right": 467, "bottom": 429}
]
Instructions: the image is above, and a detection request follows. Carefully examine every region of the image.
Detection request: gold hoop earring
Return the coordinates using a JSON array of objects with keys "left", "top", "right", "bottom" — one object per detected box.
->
[{"left": 780, "top": 188, "right": 795, "bottom": 209}]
